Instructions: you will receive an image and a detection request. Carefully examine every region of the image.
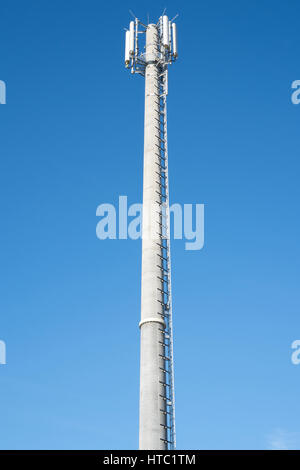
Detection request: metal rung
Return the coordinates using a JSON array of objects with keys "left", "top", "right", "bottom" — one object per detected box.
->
[
  {"left": 158, "top": 313, "right": 170, "bottom": 319},
  {"left": 160, "top": 409, "right": 172, "bottom": 415},
  {"left": 157, "top": 253, "right": 169, "bottom": 262},
  {"left": 154, "top": 161, "right": 166, "bottom": 170},
  {"left": 156, "top": 222, "right": 168, "bottom": 230},
  {"left": 155, "top": 143, "right": 165, "bottom": 151},
  {"left": 159, "top": 382, "right": 168, "bottom": 388},
  {"left": 160, "top": 424, "right": 172, "bottom": 429},
  {"left": 156, "top": 264, "right": 167, "bottom": 271},
  {"left": 157, "top": 300, "right": 169, "bottom": 307},
  {"left": 159, "top": 342, "right": 170, "bottom": 349},
  {"left": 156, "top": 153, "right": 166, "bottom": 161},
  {"left": 159, "top": 368, "right": 170, "bottom": 374},
  {"left": 160, "top": 439, "right": 173, "bottom": 445},
  {"left": 159, "top": 395, "right": 171, "bottom": 401},
  {"left": 157, "top": 288, "right": 169, "bottom": 295},
  {"left": 159, "top": 355, "right": 170, "bottom": 361},
  {"left": 154, "top": 180, "right": 166, "bottom": 190},
  {"left": 156, "top": 275, "right": 167, "bottom": 281},
  {"left": 155, "top": 184, "right": 166, "bottom": 193},
  {"left": 154, "top": 151, "right": 163, "bottom": 158},
  {"left": 157, "top": 247, "right": 169, "bottom": 254},
  {"left": 156, "top": 310, "right": 166, "bottom": 316},
  {"left": 159, "top": 381, "right": 171, "bottom": 387}
]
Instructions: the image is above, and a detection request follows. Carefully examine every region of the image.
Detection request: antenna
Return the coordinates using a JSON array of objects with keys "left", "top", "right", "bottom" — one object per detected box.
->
[
  {"left": 124, "top": 15, "right": 178, "bottom": 451},
  {"left": 124, "top": 15, "right": 178, "bottom": 75},
  {"left": 170, "top": 13, "right": 179, "bottom": 22},
  {"left": 129, "top": 9, "right": 137, "bottom": 19}
]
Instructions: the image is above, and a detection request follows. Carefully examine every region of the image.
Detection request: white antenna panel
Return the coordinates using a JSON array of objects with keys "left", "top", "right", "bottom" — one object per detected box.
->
[
  {"left": 162, "top": 15, "right": 169, "bottom": 49},
  {"left": 172, "top": 23, "right": 178, "bottom": 57},
  {"left": 129, "top": 21, "right": 135, "bottom": 55},
  {"left": 125, "top": 30, "right": 130, "bottom": 65}
]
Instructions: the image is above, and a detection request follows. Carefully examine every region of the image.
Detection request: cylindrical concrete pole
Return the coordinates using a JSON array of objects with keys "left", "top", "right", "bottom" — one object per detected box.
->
[{"left": 139, "top": 24, "right": 167, "bottom": 450}]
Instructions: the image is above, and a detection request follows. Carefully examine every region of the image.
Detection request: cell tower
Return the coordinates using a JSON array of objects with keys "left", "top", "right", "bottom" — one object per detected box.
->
[{"left": 124, "top": 14, "right": 178, "bottom": 450}]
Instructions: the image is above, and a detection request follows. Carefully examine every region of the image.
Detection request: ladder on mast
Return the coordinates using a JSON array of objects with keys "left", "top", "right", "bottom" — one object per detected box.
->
[{"left": 156, "top": 63, "right": 176, "bottom": 450}]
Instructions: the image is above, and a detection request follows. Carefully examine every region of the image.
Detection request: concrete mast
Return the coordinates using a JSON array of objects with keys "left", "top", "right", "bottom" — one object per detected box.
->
[
  {"left": 124, "top": 14, "right": 178, "bottom": 450},
  {"left": 139, "top": 24, "right": 167, "bottom": 450}
]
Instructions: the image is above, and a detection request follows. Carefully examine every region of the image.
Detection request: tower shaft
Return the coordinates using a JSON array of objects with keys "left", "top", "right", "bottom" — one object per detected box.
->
[{"left": 139, "top": 24, "right": 167, "bottom": 450}]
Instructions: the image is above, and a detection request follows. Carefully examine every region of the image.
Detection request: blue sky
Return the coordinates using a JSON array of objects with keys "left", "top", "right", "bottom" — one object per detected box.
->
[{"left": 0, "top": 0, "right": 300, "bottom": 450}]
